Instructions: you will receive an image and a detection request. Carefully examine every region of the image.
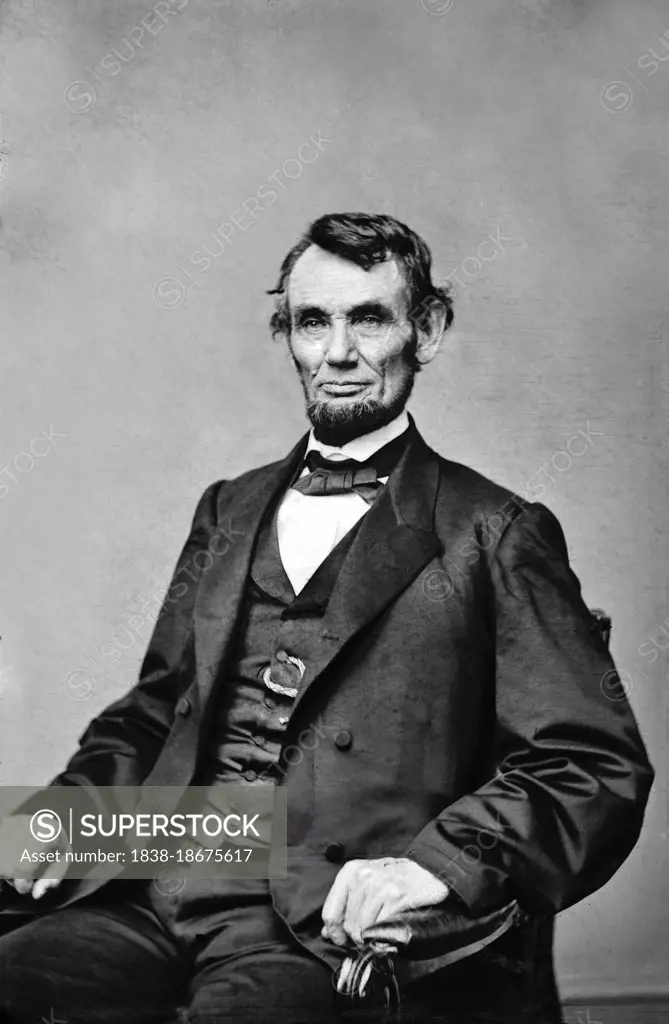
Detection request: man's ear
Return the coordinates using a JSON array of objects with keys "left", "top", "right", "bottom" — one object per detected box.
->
[{"left": 414, "top": 301, "right": 447, "bottom": 366}]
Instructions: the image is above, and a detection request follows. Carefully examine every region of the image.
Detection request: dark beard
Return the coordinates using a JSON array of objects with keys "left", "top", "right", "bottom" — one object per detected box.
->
[{"left": 305, "top": 372, "right": 415, "bottom": 447}]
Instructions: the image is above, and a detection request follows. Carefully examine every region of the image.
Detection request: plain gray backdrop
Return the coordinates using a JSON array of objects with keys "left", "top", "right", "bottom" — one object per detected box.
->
[{"left": 0, "top": 0, "right": 667, "bottom": 1005}]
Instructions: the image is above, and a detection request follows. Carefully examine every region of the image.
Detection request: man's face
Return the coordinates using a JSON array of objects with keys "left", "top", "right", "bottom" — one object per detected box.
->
[{"left": 285, "top": 245, "right": 416, "bottom": 444}]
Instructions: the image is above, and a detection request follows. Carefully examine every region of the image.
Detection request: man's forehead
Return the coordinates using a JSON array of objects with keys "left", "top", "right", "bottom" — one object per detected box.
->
[{"left": 287, "top": 244, "right": 407, "bottom": 309}]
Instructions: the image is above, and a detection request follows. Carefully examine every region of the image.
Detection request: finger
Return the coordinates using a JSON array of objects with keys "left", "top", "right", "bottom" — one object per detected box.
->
[
  {"left": 32, "top": 859, "right": 67, "bottom": 899},
  {"left": 340, "top": 865, "right": 384, "bottom": 946},
  {"left": 11, "top": 878, "right": 34, "bottom": 895},
  {"left": 371, "top": 897, "right": 402, "bottom": 927},
  {"left": 345, "top": 889, "right": 387, "bottom": 946},
  {"left": 322, "top": 908, "right": 350, "bottom": 946},
  {"left": 32, "top": 876, "right": 62, "bottom": 899},
  {"left": 321, "top": 860, "right": 358, "bottom": 923},
  {"left": 322, "top": 863, "right": 359, "bottom": 946},
  {"left": 345, "top": 866, "right": 407, "bottom": 945},
  {"left": 322, "top": 911, "right": 348, "bottom": 940}
]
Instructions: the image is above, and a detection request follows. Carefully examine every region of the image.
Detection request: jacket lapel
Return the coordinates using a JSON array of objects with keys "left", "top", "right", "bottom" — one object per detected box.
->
[
  {"left": 192, "top": 434, "right": 307, "bottom": 706},
  {"left": 290, "top": 428, "right": 442, "bottom": 715}
]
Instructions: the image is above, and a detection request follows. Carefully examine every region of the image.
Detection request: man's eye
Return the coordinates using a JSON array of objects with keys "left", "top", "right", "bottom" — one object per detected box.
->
[
  {"left": 302, "top": 318, "right": 326, "bottom": 330},
  {"left": 355, "top": 315, "right": 387, "bottom": 330}
]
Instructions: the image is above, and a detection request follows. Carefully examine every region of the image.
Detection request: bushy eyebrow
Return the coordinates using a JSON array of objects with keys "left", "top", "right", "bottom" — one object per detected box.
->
[
  {"left": 292, "top": 304, "right": 327, "bottom": 324},
  {"left": 292, "top": 300, "right": 395, "bottom": 324},
  {"left": 349, "top": 301, "right": 394, "bottom": 321}
]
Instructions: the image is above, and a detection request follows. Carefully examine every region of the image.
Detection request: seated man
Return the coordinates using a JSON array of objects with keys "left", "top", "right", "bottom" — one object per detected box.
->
[{"left": 0, "top": 212, "right": 654, "bottom": 1024}]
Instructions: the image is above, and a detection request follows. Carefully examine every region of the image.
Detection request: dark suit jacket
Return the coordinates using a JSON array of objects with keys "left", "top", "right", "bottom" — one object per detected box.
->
[{"left": 0, "top": 424, "right": 654, "bottom": 995}]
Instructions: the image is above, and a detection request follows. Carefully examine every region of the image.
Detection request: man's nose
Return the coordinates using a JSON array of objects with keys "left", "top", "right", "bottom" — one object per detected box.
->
[{"left": 325, "top": 318, "right": 358, "bottom": 364}]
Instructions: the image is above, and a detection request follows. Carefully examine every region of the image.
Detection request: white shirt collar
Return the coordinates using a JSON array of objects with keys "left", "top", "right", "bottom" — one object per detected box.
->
[{"left": 305, "top": 409, "right": 410, "bottom": 463}]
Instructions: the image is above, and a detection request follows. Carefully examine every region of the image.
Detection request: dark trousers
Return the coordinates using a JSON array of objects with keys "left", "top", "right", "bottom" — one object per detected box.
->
[
  {"left": 0, "top": 877, "right": 532, "bottom": 1024},
  {"left": 0, "top": 877, "right": 347, "bottom": 1024}
]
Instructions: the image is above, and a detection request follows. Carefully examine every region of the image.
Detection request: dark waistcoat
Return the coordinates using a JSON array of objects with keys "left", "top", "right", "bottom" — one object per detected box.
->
[{"left": 198, "top": 501, "right": 363, "bottom": 786}]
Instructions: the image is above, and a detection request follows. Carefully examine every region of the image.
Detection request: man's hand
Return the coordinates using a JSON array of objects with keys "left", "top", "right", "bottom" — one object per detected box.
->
[
  {"left": 321, "top": 856, "right": 449, "bottom": 947},
  {"left": 0, "top": 814, "right": 70, "bottom": 900}
]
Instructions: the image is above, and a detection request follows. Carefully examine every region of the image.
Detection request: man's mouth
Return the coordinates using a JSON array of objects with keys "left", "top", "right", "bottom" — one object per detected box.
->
[{"left": 318, "top": 382, "right": 372, "bottom": 397}]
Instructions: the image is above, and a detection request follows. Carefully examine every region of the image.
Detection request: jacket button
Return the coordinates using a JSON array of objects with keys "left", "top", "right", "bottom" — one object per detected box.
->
[
  {"left": 324, "top": 842, "right": 345, "bottom": 864},
  {"left": 176, "top": 696, "right": 192, "bottom": 717},
  {"left": 334, "top": 730, "right": 352, "bottom": 750}
]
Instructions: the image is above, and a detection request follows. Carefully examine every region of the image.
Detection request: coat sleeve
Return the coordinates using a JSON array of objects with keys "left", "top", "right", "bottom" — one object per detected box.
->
[
  {"left": 405, "top": 502, "right": 654, "bottom": 916},
  {"left": 47, "top": 480, "right": 224, "bottom": 790}
]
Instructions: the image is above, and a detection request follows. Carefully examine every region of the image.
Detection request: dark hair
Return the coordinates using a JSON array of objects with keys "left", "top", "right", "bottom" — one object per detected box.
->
[{"left": 267, "top": 212, "right": 454, "bottom": 339}]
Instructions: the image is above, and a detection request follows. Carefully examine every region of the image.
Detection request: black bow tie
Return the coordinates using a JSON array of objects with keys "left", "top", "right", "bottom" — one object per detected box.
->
[{"left": 291, "top": 429, "right": 410, "bottom": 505}]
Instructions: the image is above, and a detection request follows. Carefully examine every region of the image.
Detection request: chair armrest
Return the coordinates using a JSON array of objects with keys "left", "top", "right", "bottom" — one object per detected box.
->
[
  {"left": 358, "top": 898, "right": 521, "bottom": 962},
  {"left": 334, "top": 899, "right": 523, "bottom": 1013}
]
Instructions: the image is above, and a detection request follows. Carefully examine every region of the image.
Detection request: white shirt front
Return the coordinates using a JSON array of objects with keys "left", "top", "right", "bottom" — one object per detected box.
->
[{"left": 276, "top": 411, "right": 410, "bottom": 595}]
